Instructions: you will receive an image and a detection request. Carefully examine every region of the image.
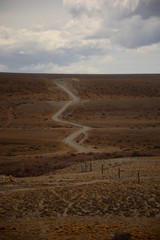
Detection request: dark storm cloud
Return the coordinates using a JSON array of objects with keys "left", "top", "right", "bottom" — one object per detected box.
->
[
  {"left": 134, "top": 0, "right": 160, "bottom": 19},
  {"left": 112, "top": 16, "right": 160, "bottom": 48}
]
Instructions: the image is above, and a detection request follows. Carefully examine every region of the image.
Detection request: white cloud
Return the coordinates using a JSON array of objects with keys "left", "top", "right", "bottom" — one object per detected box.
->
[
  {"left": 134, "top": 43, "right": 160, "bottom": 54},
  {"left": 63, "top": 0, "right": 103, "bottom": 16},
  {"left": 0, "top": 0, "right": 160, "bottom": 73},
  {"left": 63, "top": 0, "right": 160, "bottom": 48},
  {"left": 0, "top": 26, "right": 68, "bottom": 53}
]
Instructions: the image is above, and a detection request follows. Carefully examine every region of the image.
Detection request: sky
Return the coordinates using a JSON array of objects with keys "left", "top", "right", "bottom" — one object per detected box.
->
[{"left": 0, "top": 0, "right": 160, "bottom": 74}]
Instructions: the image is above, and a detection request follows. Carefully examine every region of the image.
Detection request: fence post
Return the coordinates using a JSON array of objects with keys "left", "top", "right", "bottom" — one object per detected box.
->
[
  {"left": 90, "top": 162, "right": 92, "bottom": 172},
  {"left": 138, "top": 171, "right": 140, "bottom": 184},
  {"left": 81, "top": 165, "right": 84, "bottom": 173},
  {"left": 118, "top": 167, "right": 120, "bottom": 179},
  {"left": 85, "top": 161, "right": 87, "bottom": 172},
  {"left": 101, "top": 165, "right": 104, "bottom": 174}
]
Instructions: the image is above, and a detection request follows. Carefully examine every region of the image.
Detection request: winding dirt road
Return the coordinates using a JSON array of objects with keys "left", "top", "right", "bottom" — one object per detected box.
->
[{"left": 52, "top": 81, "right": 91, "bottom": 153}]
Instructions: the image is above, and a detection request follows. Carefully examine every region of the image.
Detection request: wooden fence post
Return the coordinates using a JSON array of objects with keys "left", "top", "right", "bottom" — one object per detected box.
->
[
  {"left": 81, "top": 165, "right": 84, "bottom": 173},
  {"left": 90, "top": 162, "right": 92, "bottom": 172},
  {"left": 138, "top": 171, "right": 140, "bottom": 184},
  {"left": 85, "top": 161, "right": 87, "bottom": 172},
  {"left": 101, "top": 165, "right": 104, "bottom": 174},
  {"left": 118, "top": 167, "right": 120, "bottom": 179}
]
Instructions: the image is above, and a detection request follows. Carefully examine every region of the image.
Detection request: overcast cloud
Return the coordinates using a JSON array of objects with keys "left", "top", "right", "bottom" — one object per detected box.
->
[{"left": 0, "top": 0, "right": 160, "bottom": 73}]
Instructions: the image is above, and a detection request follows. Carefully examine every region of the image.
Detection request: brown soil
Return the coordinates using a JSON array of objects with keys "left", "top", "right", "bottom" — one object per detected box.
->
[
  {"left": 0, "top": 73, "right": 160, "bottom": 239},
  {"left": 0, "top": 73, "right": 71, "bottom": 157},
  {"left": 0, "top": 157, "right": 160, "bottom": 239}
]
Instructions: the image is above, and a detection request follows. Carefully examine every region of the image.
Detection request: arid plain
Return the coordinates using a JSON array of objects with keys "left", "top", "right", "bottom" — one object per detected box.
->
[{"left": 0, "top": 73, "right": 160, "bottom": 239}]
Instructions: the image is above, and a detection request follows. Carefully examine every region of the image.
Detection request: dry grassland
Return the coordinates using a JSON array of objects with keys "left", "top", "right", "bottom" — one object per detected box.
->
[{"left": 0, "top": 73, "right": 160, "bottom": 239}]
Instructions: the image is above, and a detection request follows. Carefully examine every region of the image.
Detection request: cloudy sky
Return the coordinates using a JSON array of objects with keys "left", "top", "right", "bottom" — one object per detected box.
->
[{"left": 0, "top": 0, "right": 160, "bottom": 73}]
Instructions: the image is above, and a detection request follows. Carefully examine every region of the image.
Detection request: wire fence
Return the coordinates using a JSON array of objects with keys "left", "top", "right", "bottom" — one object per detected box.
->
[{"left": 78, "top": 158, "right": 160, "bottom": 183}]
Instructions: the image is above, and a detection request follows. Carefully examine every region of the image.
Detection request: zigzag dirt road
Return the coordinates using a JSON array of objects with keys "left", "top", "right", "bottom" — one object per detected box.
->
[{"left": 52, "top": 80, "right": 91, "bottom": 153}]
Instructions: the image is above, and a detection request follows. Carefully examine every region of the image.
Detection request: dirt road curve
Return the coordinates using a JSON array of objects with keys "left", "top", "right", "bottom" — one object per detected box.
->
[{"left": 52, "top": 80, "right": 91, "bottom": 153}]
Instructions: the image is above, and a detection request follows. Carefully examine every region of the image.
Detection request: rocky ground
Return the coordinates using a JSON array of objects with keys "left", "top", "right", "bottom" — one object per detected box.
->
[{"left": 0, "top": 157, "right": 160, "bottom": 239}]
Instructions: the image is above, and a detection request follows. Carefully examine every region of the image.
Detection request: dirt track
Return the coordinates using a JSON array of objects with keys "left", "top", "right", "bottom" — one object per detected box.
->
[
  {"left": 52, "top": 80, "right": 91, "bottom": 153},
  {"left": 0, "top": 74, "right": 160, "bottom": 240}
]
